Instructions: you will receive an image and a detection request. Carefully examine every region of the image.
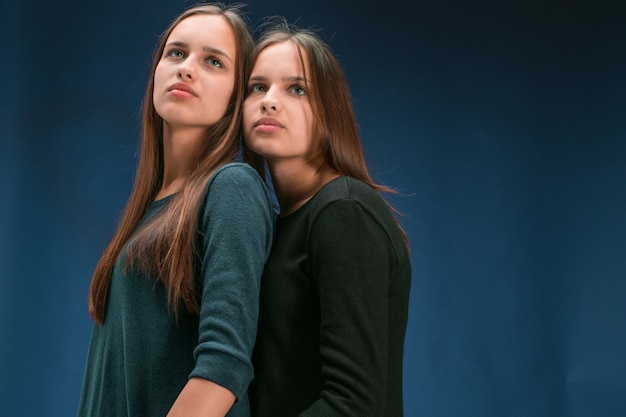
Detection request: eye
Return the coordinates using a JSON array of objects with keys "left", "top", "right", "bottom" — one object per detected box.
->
[
  {"left": 206, "top": 56, "right": 224, "bottom": 68},
  {"left": 249, "top": 83, "right": 267, "bottom": 93},
  {"left": 165, "top": 48, "right": 185, "bottom": 59},
  {"left": 289, "top": 85, "right": 306, "bottom": 96}
]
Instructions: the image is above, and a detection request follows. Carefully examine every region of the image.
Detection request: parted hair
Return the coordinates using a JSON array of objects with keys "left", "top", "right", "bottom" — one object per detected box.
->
[{"left": 88, "top": 3, "right": 254, "bottom": 325}]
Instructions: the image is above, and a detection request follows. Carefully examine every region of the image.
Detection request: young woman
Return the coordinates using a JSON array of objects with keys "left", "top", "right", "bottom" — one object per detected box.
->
[
  {"left": 243, "top": 23, "right": 412, "bottom": 417},
  {"left": 78, "top": 5, "right": 274, "bottom": 417}
]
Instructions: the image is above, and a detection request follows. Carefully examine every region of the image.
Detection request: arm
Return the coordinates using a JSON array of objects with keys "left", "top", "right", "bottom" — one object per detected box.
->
[
  {"left": 167, "top": 378, "right": 235, "bottom": 417},
  {"left": 304, "top": 199, "right": 395, "bottom": 416},
  {"left": 170, "top": 164, "right": 274, "bottom": 416}
]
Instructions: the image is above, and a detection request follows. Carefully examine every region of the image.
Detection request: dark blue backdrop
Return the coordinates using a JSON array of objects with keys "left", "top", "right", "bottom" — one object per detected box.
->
[{"left": 1, "top": 0, "right": 625, "bottom": 416}]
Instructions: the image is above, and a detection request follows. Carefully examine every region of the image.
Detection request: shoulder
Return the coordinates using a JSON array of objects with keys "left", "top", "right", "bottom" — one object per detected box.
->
[
  {"left": 310, "top": 176, "right": 388, "bottom": 216},
  {"left": 207, "top": 162, "right": 264, "bottom": 189},
  {"left": 308, "top": 176, "right": 405, "bottom": 249},
  {"left": 199, "top": 162, "right": 273, "bottom": 220}
]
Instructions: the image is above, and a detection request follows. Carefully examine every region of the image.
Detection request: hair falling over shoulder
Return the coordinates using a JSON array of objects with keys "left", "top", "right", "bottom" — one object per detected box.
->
[{"left": 88, "top": 3, "right": 254, "bottom": 325}]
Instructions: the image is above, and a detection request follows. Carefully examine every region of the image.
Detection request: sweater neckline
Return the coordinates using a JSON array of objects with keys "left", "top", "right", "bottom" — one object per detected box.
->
[
  {"left": 150, "top": 193, "right": 175, "bottom": 209},
  {"left": 277, "top": 176, "right": 346, "bottom": 221}
]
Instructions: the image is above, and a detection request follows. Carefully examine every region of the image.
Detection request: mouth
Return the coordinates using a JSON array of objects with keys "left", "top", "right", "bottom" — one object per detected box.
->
[
  {"left": 168, "top": 83, "right": 197, "bottom": 97},
  {"left": 254, "top": 117, "right": 284, "bottom": 128}
]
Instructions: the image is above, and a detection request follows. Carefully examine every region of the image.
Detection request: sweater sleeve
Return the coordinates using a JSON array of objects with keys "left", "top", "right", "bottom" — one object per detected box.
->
[
  {"left": 303, "top": 198, "right": 396, "bottom": 417},
  {"left": 189, "top": 164, "right": 274, "bottom": 400}
]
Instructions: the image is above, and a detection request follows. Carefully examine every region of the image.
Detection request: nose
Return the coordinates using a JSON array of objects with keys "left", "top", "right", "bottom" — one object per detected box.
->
[
  {"left": 177, "top": 62, "right": 195, "bottom": 80},
  {"left": 262, "top": 100, "right": 277, "bottom": 112},
  {"left": 260, "top": 86, "right": 281, "bottom": 113},
  {"left": 261, "top": 96, "right": 280, "bottom": 113}
]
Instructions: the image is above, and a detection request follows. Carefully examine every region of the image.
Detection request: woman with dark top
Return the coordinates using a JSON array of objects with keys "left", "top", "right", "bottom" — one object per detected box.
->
[{"left": 243, "top": 23, "right": 412, "bottom": 417}]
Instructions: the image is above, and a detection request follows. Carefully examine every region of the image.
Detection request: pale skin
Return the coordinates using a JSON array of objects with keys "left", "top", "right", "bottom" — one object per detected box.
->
[
  {"left": 150, "top": 13, "right": 238, "bottom": 416},
  {"left": 153, "top": 13, "right": 236, "bottom": 202},
  {"left": 243, "top": 41, "right": 339, "bottom": 216}
]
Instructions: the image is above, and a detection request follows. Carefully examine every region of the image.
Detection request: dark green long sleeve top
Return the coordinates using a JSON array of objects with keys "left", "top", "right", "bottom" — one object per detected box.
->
[{"left": 78, "top": 163, "right": 274, "bottom": 417}]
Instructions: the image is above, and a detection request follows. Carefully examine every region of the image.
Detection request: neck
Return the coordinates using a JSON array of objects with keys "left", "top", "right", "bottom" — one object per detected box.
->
[
  {"left": 268, "top": 158, "right": 339, "bottom": 217},
  {"left": 155, "top": 124, "right": 208, "bottom": 200}
]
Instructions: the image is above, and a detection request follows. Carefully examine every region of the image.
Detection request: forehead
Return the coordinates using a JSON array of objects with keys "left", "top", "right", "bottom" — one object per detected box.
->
[
  {"left": 252, "top": 41, "right": 309, "bottom": 75},
  {"left": 167, "top": 14, "right": 236, "bottom": 50}
]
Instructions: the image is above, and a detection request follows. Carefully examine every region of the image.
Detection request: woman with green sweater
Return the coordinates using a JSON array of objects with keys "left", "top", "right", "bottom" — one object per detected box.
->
[{"left": 79, "top": 5, "right": 273, "bottom": 416}]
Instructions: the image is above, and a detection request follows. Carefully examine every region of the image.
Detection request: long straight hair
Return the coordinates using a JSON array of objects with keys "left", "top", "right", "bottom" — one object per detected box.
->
[
  {"left": 243, "top": 23, "right": 408, "bottom": 246},
  {"left": 88, "top": 3, "right": 254, "bottom": 325}
]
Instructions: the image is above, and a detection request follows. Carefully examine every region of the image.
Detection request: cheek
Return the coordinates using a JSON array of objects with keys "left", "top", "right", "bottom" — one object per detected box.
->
[
  {"left": 218, "top": 82, "right": 233, "bottom": 100},
  {"left": 216, "top": 75, "right": 236, "bottom": 99},
  {"left": 152, "top": 67, "right": 166, "bottom": 106},
  {"left": 207, "top": 82, "right": 235, "bottom": 117},
  {"left": 242, "top": 102, "right": 253, "bottom": 126},
  {"left": 153, "top": 64, "right": 166, "bottom": 89},
  {"left": 244, "top": 99, "right": 261, "bottom": 131},
  {"left": 303, "top": 109, "right": 317, "bottom": 139}
]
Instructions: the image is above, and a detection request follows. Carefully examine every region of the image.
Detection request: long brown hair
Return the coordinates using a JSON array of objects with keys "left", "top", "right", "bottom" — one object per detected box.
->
[
  {"left": 243, "top": 22, "right": 408, "bottom": 245},
  {"left": 88, "top": 3, "right": 254, "bottom": 325}
]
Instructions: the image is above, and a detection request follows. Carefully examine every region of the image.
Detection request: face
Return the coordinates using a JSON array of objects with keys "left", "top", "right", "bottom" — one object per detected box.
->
[
  {"left": 153, "top": 14, "right": 236, "bottom": 131},
  {"left": 243, "top": 41, "right": 317, "bottom": 163}
]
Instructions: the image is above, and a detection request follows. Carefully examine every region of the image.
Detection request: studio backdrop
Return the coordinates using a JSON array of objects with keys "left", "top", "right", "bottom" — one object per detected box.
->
[{"left": 1, "top": 0, "right": 625, "bottom": 416}]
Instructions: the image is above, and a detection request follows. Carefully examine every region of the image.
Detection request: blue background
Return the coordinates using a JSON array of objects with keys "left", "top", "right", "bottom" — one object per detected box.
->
[{"left": 1, "top": 0, "right": 625, "bottom": 416}]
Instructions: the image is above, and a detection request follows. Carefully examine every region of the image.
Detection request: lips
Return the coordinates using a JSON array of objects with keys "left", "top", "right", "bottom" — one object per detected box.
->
[
  {"left": 168, "top": 82, "right": 197, "bottom": 97},
  {"left": 254, "top": 117, "right": 284, "bottom": 128}
]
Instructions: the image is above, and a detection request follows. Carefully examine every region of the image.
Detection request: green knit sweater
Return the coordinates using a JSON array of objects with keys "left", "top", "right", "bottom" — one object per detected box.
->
[
  {"left": 250, "top": 176, "right": 411, "bottom": 417},
  {"left": 78, "top": 163, "right": 274, "bottom": 417}
]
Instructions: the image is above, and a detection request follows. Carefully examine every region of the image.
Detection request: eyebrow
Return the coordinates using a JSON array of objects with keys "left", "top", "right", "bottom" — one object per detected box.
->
[
  {"left": 166, "top": 41, "right": 233, "bottom": 63},
  {"left": 248, "top": 75, "right": 309, "bottom": 83}
]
